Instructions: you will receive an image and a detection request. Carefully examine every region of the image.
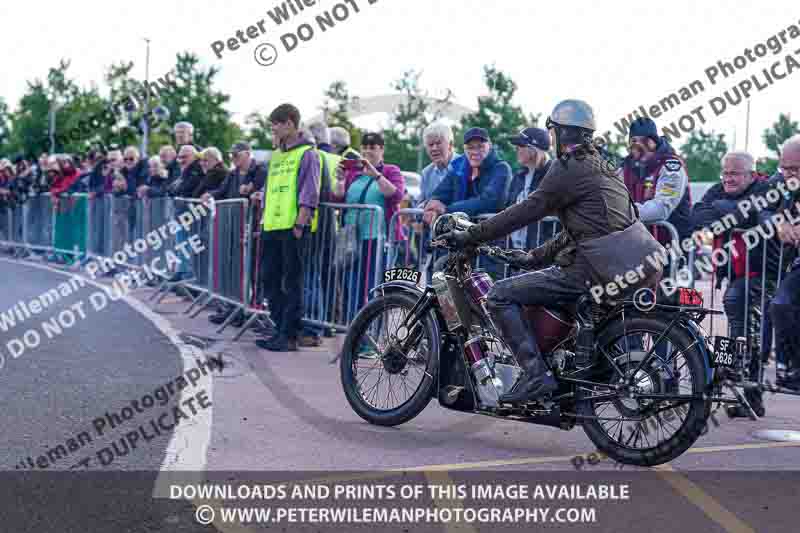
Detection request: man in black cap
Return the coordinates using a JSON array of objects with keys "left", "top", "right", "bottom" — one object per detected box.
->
[
  {"left": 422, "top": 127, "right": 511, "bottom": 226},
  {"left": 506, "top": 128, "right": 557, "bottom": 254},
  {"left": 203, "top": 141, "right": 267, "bottom": 202}
]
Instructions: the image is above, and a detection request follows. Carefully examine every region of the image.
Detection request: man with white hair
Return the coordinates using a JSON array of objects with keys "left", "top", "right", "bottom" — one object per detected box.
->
[
  {"left": 167, "top": 144, "right": 206, "bottom": 283},
  {"left": 419, "top": 122, "right": 458, "bottom": 204},
  {"left": 329, "top": 126, "right": 360, "bottom": 159},
  {"left": 160, "top": 145, "right": 181, "bottom": 181},
  {"left": 174, "top": 121, "right": 200, "bottom": 151},
  {"left": 308, "top": 120, "right": 333, "bottom": 153},
  {"left": 693, "top": 150, "right": 780, "bottom": 416},
  {"left": 196, "top": 147, "right": 228, "bottom": 197}
]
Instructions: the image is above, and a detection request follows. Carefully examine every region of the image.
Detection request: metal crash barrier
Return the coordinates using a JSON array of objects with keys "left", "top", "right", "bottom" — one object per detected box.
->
[
  {"left": 4, "top": 191, "right": 796, "bottom": 382},
  {"left": 701, "top": 229, "right": 791, "bottom": 382}
]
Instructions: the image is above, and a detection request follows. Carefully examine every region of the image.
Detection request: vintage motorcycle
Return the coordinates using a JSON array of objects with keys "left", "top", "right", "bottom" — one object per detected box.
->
[{"left": 340, "top": 213, "right": 746, "bottom": 466}]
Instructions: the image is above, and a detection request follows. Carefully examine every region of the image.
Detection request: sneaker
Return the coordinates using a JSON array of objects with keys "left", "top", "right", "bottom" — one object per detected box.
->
[{"left": 256, "top": 336, "right": 297, "bottom": 352}]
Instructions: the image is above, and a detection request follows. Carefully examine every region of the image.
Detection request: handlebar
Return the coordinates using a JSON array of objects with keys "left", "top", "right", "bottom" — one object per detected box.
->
[{"left": 430, "top": 239, "right": 519, "bottom": 264}]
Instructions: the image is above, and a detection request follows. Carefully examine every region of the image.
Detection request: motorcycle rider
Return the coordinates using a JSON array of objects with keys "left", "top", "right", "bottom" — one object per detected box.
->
[{"left": 440, "top": 100, "right": 665, "bottom": 404}]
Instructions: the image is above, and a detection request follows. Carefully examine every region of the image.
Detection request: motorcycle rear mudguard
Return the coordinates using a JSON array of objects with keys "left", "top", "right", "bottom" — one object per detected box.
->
[
  {"left": 598, "top": 305, "right": 714, "bottom": 387},
  {"left": 370, "top": 281, "right": 477, "bottom": 411}
]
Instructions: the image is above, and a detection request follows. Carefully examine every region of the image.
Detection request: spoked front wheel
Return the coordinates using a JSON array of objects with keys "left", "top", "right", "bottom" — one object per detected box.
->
[
  {"left": 340, "top": 292, "right": 439, "bottom": 426},
  {"left": 577, "top": 316, "right": 712, "bottom": 466}
]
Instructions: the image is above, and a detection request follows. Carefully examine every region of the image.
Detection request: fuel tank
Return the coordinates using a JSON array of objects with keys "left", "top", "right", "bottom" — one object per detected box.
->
[{"left": 523, "top": 306, "right": 576, "bottom": 354}]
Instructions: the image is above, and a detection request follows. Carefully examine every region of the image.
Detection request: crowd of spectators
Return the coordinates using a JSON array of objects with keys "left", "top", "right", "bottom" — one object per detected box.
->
[{"left": 1, "top": 111, "right": 798, "bottom": 388}]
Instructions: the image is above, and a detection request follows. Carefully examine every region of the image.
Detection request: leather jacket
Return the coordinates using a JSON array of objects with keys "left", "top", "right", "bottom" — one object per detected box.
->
[{"left": 470, "top": 147, "right": 635, "bottom": 265}]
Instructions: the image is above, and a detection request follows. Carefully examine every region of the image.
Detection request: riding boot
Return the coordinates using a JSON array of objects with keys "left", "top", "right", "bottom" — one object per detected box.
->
[{"left": 487, "top": 300, "right": 558, "bottom": 404}]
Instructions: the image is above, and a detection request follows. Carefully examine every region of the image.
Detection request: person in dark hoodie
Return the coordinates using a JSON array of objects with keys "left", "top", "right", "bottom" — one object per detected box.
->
[
  {"left": 619, "top": 117, "right": 693, "bottom": 247},
  {"left": 169, "top": 145, "right": 205, "bottom": 198},
  {"left": 165, "top": 145, "right": 205, "bottom": 282},
  {"left": 196, "top": 147, "right": 228, "bottom": 197}
]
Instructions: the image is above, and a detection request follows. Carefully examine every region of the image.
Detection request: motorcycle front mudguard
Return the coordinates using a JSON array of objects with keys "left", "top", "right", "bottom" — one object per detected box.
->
[{"left": 369, "top": 281, "right": 477, "bottom": 411}]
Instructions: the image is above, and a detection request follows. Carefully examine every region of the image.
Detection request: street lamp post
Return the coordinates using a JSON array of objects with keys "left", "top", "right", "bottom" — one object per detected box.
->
[{"left": 141, "top": 38, "right": 151, "bottom": 156}]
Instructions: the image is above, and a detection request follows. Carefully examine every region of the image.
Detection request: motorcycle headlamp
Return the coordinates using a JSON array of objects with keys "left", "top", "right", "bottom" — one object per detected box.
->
[{"left": 432, "top": 212, "right": 474, "bottom": 239}]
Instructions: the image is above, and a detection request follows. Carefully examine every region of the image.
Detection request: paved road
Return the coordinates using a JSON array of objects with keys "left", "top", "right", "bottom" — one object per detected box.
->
[
  {"left": 0, "top": 259, "right": 213, "bottom": 532},
  {"left": 3, "top": 257, "right": 800, "bottom": 533}
]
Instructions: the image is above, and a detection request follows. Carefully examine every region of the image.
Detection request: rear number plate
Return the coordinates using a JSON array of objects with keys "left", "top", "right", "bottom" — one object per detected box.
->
[
  {"left": 712, "top": 336, "right": 745, "bottom": 368},
  {"left": 384, "top": 268, "right": 421, "bottom": 284}
]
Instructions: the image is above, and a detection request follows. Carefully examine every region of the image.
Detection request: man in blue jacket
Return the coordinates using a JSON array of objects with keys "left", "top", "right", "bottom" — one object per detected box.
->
[
  {"left": 422, "top": 128, "right": 511, "bottom": 278},
  {"left": 422, "top": 128, "right": 511, "bottom": 224}
]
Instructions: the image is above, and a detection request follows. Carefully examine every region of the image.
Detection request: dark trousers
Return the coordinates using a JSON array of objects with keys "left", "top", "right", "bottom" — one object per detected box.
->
[
  {"left": 260, "top": 229, "right": 308, "bottom": 339},
  {"left": 771, "top": 264, "right": 800, "bottom": 370},
  {"left": 723, "top": 277, "right": 775, "bottom": 359},
  {"left": 488, "top": 262, "right": 589, "bottom": 310}
]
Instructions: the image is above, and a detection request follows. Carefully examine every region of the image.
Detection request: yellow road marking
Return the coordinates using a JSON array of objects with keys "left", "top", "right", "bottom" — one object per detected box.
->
[
  {"left": 656, "top": 464, "right": 756, "bottom": 533},
  {"left": 295, "top": 440, "right": 800, "bottom": 487},
  {"left": 196, "top": 441, "right": 800, "bottom": 533}
]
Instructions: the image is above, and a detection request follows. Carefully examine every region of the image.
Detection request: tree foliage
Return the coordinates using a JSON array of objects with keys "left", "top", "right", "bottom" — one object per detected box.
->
[
  {"left": 155, "top": 53, "right": 239, "bottom": 152},
  {"left": 680, "top": 129, "right": 728, "bottom": 182},
  {"left": 458, "top": 65, "right": 540, "bottom": 168},
  {"left": 383, "top": 70, "right": 454, "bottom": 171},
  {"left": 320, "top": 80, "right": 361, "bottom": 149},
  {"left": 763, "top": 113, "right": 799, "bottom": 157},
  {"left": 759, "top": 113, "right": 799, "bottom": 175}
]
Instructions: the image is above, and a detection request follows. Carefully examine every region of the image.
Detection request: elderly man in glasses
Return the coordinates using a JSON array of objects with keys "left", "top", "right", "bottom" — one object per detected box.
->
[{"left": 692, "top": 151, "right": 782, "bottom": 416}]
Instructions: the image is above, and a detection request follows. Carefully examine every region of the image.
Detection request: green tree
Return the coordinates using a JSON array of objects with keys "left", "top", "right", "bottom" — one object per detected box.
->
[
  {"left": 759, "top": 113, "right": 799, "bottom": 175},
  {"left": 763, "top": 113, "right": 799, "bottom": 156},
  {"left": 243, "top": 112, "right": 273, "bottom": 150},
  {"left": 105, "top": 61, "right": 152, "bottom": 151},
  {"left": 6, "top": 59, "right": 93, "bottom": 156},
  {"left": 320, "top": 80, "right": 361, "bottom": 149},
  {"left": 458, "top": 65, "right": 540, "bottom": 168},
  {"left": 383, "top": 69, "right": 455, "bottom": 172},
  {"left": 680, "top": 129, "right": 728, "bottom": 182},
  {"left": 156, "top": 52, "right": 240, "bottom": 151},
  {"left": 0, "top": 98, "right": 11, "bottom": 154}
]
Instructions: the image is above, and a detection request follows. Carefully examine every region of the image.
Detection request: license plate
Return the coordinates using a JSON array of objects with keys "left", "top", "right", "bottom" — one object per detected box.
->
[
  {"left": 384, "top": 268, "right": 422, "bottom": 284},
  {"left": 712, "top": 336, "right": 746, "bottom": 368}
]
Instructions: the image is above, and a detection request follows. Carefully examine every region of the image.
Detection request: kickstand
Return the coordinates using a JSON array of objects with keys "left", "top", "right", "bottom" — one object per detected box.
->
[{"left": 725, "top": 380, "right": 759, "bottom": 420}]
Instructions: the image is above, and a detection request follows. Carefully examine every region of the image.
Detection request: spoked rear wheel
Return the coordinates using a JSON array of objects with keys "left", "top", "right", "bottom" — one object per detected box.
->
[
  {"left": 577, "top": 316, "right": 711, "bottom": 466},
  {"left": 340, "top": 292, "right": 439, "bottom": 426}
]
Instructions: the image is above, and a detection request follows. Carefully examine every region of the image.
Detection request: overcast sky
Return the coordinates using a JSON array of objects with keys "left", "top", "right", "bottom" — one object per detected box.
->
[{"left": 1, "top": 0, "right": 798, "bottom": 159}]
